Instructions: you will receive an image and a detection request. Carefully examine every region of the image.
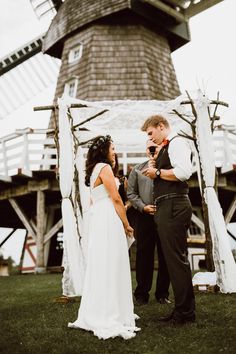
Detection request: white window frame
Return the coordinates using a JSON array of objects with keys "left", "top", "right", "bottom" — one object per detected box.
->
[
  {"left": 68, "top": 43, "right": 83, "bottom": 64},
  {"left": 64, "top": 77, "right": 79, "bottom": 98}
]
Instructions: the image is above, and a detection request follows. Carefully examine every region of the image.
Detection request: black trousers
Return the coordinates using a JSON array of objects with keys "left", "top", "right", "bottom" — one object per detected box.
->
[
  {"left": 154, "top": 195, "right": 195, "bottom": 319},
  {"left": 134, "top": 212, "right": 170, "bottom": 302}
]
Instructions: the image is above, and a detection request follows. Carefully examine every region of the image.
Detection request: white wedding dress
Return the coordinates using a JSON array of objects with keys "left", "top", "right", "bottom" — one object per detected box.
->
[{"left": 68, "top": 163, "right": 140, "bottom": 339}]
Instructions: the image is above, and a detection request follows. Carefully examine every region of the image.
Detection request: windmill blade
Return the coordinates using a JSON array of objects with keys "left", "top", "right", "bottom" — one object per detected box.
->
[{"left": 29, "top": 0, "right": 64, "bottom": 20}]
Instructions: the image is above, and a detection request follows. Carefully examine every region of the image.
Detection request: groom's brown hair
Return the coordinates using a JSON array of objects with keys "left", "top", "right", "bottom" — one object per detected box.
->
[{"left": 141, "top": 115, "right": 169, "bottom": 131}]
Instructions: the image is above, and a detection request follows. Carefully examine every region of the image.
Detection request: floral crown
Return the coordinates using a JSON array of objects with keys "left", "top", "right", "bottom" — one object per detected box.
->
[{"left": 90, "top": 135, "right": 112, "bottom": 151}]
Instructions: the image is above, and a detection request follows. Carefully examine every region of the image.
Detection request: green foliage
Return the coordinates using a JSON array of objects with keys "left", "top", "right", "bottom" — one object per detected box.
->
[{"left": 0, "top": 273, "right": 236, "bottom": 354}]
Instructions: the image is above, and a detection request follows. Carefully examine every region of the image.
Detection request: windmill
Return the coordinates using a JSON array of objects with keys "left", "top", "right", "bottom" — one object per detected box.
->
[{"left": 1, "top": 0, "right": 235, "bottom": 275}]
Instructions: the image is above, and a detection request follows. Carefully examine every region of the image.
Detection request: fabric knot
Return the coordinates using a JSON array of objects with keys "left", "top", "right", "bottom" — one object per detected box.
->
[{"left": 162, "top": 138, "right": 169, "bottom": 147}]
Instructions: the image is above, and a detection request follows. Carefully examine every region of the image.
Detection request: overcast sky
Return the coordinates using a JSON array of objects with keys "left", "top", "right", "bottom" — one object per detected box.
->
[{"left": 0, "top": 0, "right": 236, "bottom": 263}]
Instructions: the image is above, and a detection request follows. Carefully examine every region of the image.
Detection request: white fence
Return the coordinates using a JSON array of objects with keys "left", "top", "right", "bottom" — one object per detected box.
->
[
  {"left": 0, "top": 127, "right": 235, "bottom": 181},
  {"left": 0, "top": 128, "right": 57, "bottom": 180}
]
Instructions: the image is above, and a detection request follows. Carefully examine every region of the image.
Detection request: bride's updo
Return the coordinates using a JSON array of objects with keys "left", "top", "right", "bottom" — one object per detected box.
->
[{"left": 85, "top": 135, "right": 113, "bottom": 186}]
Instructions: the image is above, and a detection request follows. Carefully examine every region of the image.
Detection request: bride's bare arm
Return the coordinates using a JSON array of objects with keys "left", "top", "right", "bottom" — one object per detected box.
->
[{"left": 99, "top": 165, "right": 133, "bottom": 236}]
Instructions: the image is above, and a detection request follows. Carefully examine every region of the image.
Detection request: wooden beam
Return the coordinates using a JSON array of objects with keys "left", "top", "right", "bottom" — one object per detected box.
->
[
  {"left": 191, "top": 213, "right": 205, "bottom": 232},
  {"left": 33, "top": 103, "right": 88, "bottom": 111},
  {"left": 35, "top": 190, "right": 45, "bottom": 272},
  {"left": 188, "top": 175, "right": 227, "bottom": 188},
  {"left": 44, "top": 218, "right": 63, "bottom": 244},
  {"left": 185, "top": 0, "right": 224, "bottom": 18},
  {"left": 220, "top": 183, "right": 236, "bottom": 192},
  {"left": 0, "top": 185, "right": 32, "bottom": 200},
  {"left": 140, "top": 0, "right": 187, "bottom": 22},
  {"left": 9, "top": 198, "right": 36, "bottom": 240},
  {"left": 163, "top": 0, "right": 186, "bottom": 9},
  {"left": 44, "top": 209, "right": 55, "bottom": 266},
  {"left": 0, "top": 179, "right": 59, "bottom": 200},
  {"left": 225, "top": 196, "right": 236, "bottom": 225},
  {"left": 28, "top": 179, "right": 50, "bottom": 191}
]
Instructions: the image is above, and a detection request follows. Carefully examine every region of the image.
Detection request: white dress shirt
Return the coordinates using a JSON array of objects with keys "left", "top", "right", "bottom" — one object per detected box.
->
[{"left": 167, "top": 131, "right": 193, "bottom": 181}]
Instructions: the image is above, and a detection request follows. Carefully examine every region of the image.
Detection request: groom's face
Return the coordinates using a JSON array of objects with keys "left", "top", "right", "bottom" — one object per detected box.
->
[{"left": 146, "top": 124, "right": 165, "bottom": 145}]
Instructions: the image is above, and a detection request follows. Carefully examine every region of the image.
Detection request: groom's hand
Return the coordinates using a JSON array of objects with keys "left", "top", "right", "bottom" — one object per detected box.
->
[{"left": 142, "top": 167, "right": 157, "bottom": 179}]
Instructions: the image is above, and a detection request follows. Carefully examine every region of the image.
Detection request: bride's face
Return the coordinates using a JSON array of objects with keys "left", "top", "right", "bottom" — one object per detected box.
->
[{"left": 108, "top": 143, "right": 116, "bottom": 165}]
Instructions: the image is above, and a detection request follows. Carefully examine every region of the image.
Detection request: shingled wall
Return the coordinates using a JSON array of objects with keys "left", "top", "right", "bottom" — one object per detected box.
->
[
  {"left": 45, "top": 1, "right": 182, "bottom": 129},
  {"left": 50, "top": 24, "right": 180, "bottom": 126},
  {"left": 43, "top": 0, "right": 133, "bottom": 57},
  {"left": 61, "top": 25, "right": 179, "bottom": 100}
]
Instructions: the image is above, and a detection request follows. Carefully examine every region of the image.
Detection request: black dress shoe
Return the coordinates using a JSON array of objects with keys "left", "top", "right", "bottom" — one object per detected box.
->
[
  {"left": 157, "top": 312, "right": 174, "bottom": 322},
  {"left": 158, "top": 313, "right": 196, "bottom": 325},
  {"left": 157, "top": 297, "right": 171, "bottom": 305},
  {"left": 168, "top": 315, "right": 196, "bottom": 326}
]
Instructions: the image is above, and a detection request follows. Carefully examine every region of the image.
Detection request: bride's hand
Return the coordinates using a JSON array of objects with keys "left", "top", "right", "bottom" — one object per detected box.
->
[{"left": 125, "top": 225, "right": 134, "bottom": 237}]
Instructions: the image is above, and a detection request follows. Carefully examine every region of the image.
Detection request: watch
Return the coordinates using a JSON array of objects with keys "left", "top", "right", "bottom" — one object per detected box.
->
[{"left": 156, "top": 169, "right": 161, "bottom": 177}]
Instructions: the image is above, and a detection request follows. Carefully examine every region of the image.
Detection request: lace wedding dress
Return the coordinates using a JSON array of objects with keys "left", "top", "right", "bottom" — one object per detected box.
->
[{"left": 68, "top": 163, "right": 140, "bottom": 339}]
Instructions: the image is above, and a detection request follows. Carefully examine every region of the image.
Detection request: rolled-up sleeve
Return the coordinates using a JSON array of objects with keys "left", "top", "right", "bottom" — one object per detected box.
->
[{"left": 168, "top": 138, "right": 193, "bottom": 181}]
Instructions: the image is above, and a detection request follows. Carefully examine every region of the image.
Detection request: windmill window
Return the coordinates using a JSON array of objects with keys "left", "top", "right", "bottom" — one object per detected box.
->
[
  {"left": 68, "top": 44, "right": 83, "bottom": 64},
  {"left": 64, "top": 78, "right": 78, "bottom": 98}
]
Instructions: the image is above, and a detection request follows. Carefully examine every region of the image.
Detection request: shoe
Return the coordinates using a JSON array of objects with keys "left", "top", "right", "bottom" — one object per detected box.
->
[
  {"left": 157, "top": 312, "right": 174, "bottom": 322},
  {"left": 157, "top": 312, "right": 195, "bottom": 325},
  {"left": 168, "top": 316, "right": 196, "bottom": 326},
  {"left": 134, "top": 297, "right": 148, "bottom": 306},
  {"left": 157, "top": 297, "right": 171, "bottom": 305}
]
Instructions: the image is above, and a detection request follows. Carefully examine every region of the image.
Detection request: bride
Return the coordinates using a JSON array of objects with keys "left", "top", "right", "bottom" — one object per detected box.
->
[{"left": 68, "top": 135, "right": 140, "bottom": 340}]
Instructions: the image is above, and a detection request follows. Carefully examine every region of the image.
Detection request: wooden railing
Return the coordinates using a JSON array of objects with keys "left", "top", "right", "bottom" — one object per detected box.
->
[
  {"left": 0, "top": 127, "right": 235, "bottom": 181},
  {"left": 0, "top": 128, "right": 57, "bottom": 180}
]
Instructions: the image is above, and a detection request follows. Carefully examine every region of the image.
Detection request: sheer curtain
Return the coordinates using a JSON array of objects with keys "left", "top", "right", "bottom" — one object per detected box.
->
[
  {"left": 58, "top": 96, "right": 85, "bottom": 296},
  {"left": 194, "top": 92, "right": 236, "bottom": 293}
]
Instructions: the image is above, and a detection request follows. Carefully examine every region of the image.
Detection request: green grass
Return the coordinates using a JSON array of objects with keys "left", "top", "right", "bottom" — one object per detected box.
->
[{"left": 0, "top": 273, "right": 236, "bottom": 354}]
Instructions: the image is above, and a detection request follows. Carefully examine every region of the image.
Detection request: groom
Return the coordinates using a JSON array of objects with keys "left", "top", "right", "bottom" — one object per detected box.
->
[{"left": 141, "top": 115, "right": 196, "bottom": 325}]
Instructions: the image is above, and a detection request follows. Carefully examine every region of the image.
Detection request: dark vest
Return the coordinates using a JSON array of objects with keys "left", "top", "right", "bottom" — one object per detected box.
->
[{"left": 153, "top": 137, "right": 189, "bottom": 199}]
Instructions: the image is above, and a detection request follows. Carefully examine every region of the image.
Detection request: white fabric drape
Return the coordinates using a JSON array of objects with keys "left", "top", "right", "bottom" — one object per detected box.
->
[
  {"left": 221, "top": 130, "right": 234, "bottom": 173},
  {"left": 58, "top": 96, "right": 84, "bottom": 296},
  {"left": 194, "top": 92, "right": 236, "bottom": 293}
]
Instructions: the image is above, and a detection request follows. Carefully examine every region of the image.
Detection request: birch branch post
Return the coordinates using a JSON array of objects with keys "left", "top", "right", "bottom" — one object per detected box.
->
[{"left": 174, "top": 92, "right": 228, "bottom": 271}]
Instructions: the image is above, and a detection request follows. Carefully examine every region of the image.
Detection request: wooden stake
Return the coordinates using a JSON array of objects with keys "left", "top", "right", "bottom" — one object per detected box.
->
[
  {"left": 9, "top": 198, "right": 36, "bottom": 240},
  {"left": 35, "top": 190, "right": 46, "bottom": 273}
]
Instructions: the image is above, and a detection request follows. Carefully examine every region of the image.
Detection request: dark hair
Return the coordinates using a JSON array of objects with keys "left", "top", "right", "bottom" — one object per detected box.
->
[
  {"left": 85, "top": 135, "right": 113, "bottom": 186},
  {"left": 112, "top": 153, "right": 119, "bottom": 177}
]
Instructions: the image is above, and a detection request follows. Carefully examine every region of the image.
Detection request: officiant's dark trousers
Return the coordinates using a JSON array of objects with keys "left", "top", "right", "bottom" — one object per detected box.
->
[
  {"left": 134, "top": 213, "right": 170, "bottom": 302},
  {"left": 154, "top": 195, "right": 195, "bottom": 319}
]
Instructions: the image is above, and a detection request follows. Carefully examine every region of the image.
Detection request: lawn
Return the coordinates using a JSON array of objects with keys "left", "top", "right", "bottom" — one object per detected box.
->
[{"left": 0, "top": 273, "right": 236, "bottom": 354}]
